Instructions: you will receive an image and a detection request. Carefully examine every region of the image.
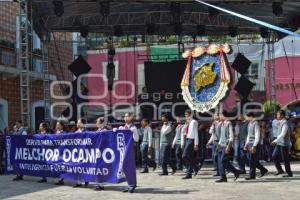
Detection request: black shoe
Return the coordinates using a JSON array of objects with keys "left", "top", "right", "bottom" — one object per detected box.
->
[
  {"left": 245, "top": 177, "right": 256, "bottom": 180},
  {"left": 140, "top": 169, "right": 149, "bottom": 173},
  {"left": 159, "top": 173, "right": 168, "bottom": 176},
  {"left": 12, "top": 176, "right": 23, "bottom": 181},
  {"left": 213, "top": 173, "right": 220, "bottom": 177},
  {"left": 123, "top": 185, "right": 136, "bottom": 193},
  {"left": 73, "top": 184, "right": 83, "bottom": 188},
  {"left": 215, "top": 178, "right": 227, "bottom": 183},
  {"left": 12, "top": 177, "right": 20, "bottom": 181},
  {"left": 182, "top": 175, "right": 192, "bottom": 179},
  {"left": 84, "top": 182, "right": 89, "bottom": 187},
  {"left": 234, "top": 172, "right": 240, "bottom": 181},
  {"left": 55, "top": 180, "right": 64, "bottom": 185},
  {"left": 129, "top": 185, "right": 136, "bottom": 193},
  {"left": 274, "top": 171, "right": 284, "bottom": 176},
  {"left": 259, "top": 169, "right": 268, "bottom": 178},
  {"left": 95, "top": 185, "right": 104, "bottom": 191},
  {"left": 153, "top": 163, "right": 157, "bottom": 171},
  {"left": 37, "top": 178, "right": 47, "bottom": 183},
  {"left": 171, "top": 169, "right": 176, "bottom": 175},
  {"left": 194, "top": 166, "right": 200, "bottom": 176},
  {"left": 283, "top": 173, "right": 293, "bottom": 178}
]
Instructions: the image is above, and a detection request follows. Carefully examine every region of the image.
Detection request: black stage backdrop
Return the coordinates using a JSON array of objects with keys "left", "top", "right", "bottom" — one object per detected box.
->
[{"left": 144, "top": 60, "right": 187, "bottom": 93}]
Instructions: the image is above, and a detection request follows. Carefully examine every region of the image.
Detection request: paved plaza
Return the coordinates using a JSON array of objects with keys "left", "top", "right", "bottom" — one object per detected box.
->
[{"left": 0, "top": 162, "right": 300, "bottom": 200}]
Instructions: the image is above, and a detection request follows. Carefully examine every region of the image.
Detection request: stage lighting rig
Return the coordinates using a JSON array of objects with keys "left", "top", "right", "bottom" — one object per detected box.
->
[
  {"left": 272, "top": 2, "right": 283, "bottom": 17},
  {"left": 228, "top": 26, "right": 238, "bottom": 37},
  {"left": 196, "top": 25, "right": 206, "bottom": 36},
  {"left": 80, "top": 26, "right": 89, "bottom": 38},
  {"left": 99, "top": 1, "right": 110, "bottom": 17},
  {"left": 52, "top": 0, "right": 64, "bottom": 17}
]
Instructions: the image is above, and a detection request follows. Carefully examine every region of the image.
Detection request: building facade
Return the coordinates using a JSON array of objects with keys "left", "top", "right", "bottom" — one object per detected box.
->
[{"left": 0, "top": 2, "right": 73, "bottom": 132}]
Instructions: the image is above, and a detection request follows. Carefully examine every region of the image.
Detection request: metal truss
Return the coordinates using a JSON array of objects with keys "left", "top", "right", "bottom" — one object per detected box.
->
[
  {"left": 42, "top": 11, "right": 268, "bottom": 34},
  {"left": 42, "top": 37, "right": 51, "bottom": 124},
  {"left": 19, "top": 0, "right": 32, "bottom": 127},
  {"left": 267, "top": 31, "right": 276, "bottom": 112}
]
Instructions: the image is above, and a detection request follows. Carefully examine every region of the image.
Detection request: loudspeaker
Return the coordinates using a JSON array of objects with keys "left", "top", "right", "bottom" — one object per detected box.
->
[
  {"left": 234, "top": 76, "right": 255, "bottom": 99},
  {"left": 68, "top": 55, "right": 91, "bottom": 77},
  {"left": 231, "top": 53, "right": 251, "bottom": 75}
]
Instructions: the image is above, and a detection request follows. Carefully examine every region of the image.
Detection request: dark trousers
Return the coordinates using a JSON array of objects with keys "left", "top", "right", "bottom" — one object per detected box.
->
[
  {"left": 218, "top": 146, "right": 240, "bottom": 179},
  {"left": 212, "top": 143, "right": 219, "bottom": 171},
  {"left": 247, "top": 144, "right": 268, "bottom": 178},
  {"left": 160, "top": 143, "right": 175, "bottom": 174},
  {"left": 182, "top": 139, "right": 197, "bottom": 176},
  {"left": 174, "top": 144, "right": 183, "bottom": 169},
  {"left": 237, "top": 141, "right": 248, "bottom": 172},
  {"left": 272, "top": 145, "right": 292, "bottom": 175},
  {"left": 140, "top": 143, "right": 156, "bottom": 170}
]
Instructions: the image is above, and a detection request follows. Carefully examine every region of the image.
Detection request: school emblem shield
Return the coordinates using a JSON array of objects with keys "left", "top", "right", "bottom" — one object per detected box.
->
[{"left": 181, "top": 44, "right": 232, "bottom": 113}]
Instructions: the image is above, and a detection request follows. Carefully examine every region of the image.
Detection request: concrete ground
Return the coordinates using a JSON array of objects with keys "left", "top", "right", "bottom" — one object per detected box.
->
[{"left": 0, "top": 162, "right": 300, "bottom": 200}]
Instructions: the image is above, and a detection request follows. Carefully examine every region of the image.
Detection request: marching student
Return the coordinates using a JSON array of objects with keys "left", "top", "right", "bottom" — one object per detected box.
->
[
  {"left": 159, "top": 114, "right": 176, "bottom": 176},
  {"left": 206, "top": 113, "right": 221, "bottom": 176},
  {"left": 73, "top": 118, "right": 89, "bottom": 188},
  {"left": 244, "top": 113, "right": 268, "bottom": 180},
  {"left": 117, "top": 112, "right": 138, "bottom": 193},
  {"left": 197, "top": 123, "right": 207, "bottom": 170},
  {"left": 140, "top": 118, "right": 157, "bottom": 173},
  {"left": 215, "top": 111, "right": 241, "bottom": 183},
  {"left": 236, "top": 115, "right": 248, "bottom": 174},
  {"left": 271, "top": 110, "right": 293, "bottom": 177},
  {"left": 12, "top": 120, "right": 27, "bottom": 181},
  {"left": 37, "top": 122, "right": 49, "bottom": 183},
  {"left": 182, "top": 110, "right": 199, "bottom": 179},
  {"left": 172, "top": 117, "right": 185, "bottom": 171}
]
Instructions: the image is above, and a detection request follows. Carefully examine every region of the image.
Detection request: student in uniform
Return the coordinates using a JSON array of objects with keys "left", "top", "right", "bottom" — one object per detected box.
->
[
  {"left": 140, "top": 118, "right": 157, "bottom": 173},
  {"left": 54, "top": 121, "right": 67, "bottom": 186},
  {"left": 73, "top": 118, "right": 89, "bottom": 188},
  {"left": 95, "top": 117, "right": 107, "bottom": 131},
  {"left": 197, "top": 123, "right": 208, "bottom": 171},
  {"left": 172, "top": 117, "right": 185, "bottom": 171},
  {"left": 94, "top": 117, "right": 107, "bottom": 191},
  {"left": 37, "top": 122, "right": 50, "bottom": 183},
  {"left": 244, "top": 113, "right": 268, "bottom": 180},
  {"left": 206, "top": 113, "right": 221, "bottom": 176},
  {"left": 182, "top": 110, "right": 199, "bottom": 179},
  {"left": 237, "top": 115, "right": 248, "bottom": 174},
  {"left": 117, "top": 112, "right": 139, "bottom": 193},
  {"left": 12, "top": 120, "right": 27, "bottom": 181},
  {"left": 271, "top": 110, "right": 293, "bottom": 177},
  {"left": 215, "top": 111, "right": 241, "bottom": 183},
  {"left": 159, "top": 114, "right": 176, "bottom": 176}
]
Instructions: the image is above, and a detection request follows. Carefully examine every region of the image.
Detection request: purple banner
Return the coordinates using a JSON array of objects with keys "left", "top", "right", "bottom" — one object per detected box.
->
[{"left": 4, "top": 130, "right": 137, "bottom": 186}]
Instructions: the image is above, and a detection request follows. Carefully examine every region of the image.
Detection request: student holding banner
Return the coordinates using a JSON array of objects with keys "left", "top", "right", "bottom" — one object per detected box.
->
[
  {"left": 117, "top": 112, "right": 138, "bottom": 193},
  {"left": 96, "top": 117, "right": 107, "bottom": 131},
  {"left": 73, "top": 118, "right": 89, "bottom": 188},
  {"left": 94, "top": 117, "right": 106, "bottom": 191},
  {"left": 37, "top": 122, "right": 49, "bottom": 183},
  {"left": 55, "top": 121, "right": 67, "bottom": 186},
  {"left": 12, "top": 120, "right": 27, "bottom": 181}
]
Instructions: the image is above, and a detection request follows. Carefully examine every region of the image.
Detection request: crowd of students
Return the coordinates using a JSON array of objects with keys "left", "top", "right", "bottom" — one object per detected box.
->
[{"left": 1, "top": 109, "right": 298, "bottom": 193}]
